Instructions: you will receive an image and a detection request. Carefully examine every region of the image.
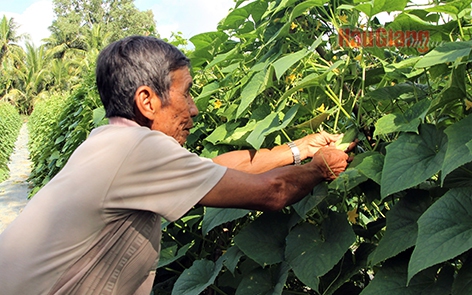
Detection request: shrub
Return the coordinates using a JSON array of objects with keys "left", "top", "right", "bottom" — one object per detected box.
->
[{"left": 0, "top": 102, "right": 22, "bottom": 182}]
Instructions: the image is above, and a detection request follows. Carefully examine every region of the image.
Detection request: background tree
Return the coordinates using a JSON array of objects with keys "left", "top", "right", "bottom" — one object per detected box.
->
[
  {"left": 47, "top": 0, "right": 157, "bottom": 57},
  {"left": 0, "top": 16, "right": 24, "bottom": 98}
]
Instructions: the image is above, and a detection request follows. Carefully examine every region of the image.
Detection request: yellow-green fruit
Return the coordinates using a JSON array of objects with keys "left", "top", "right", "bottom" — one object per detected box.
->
[{"left": 335, "top": 128, "right": 357, "bottom": 151}]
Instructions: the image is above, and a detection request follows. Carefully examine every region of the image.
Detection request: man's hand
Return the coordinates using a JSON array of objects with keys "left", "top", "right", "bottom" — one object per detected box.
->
[
  {"left": 310, "top": 147, "right": 350, "bottom": 181},
  {"left": 295, "top": 131, "right": 342, "bottom": 159},
  {"left": 296, "top": 131, "right": 358, "bottom": 161}
]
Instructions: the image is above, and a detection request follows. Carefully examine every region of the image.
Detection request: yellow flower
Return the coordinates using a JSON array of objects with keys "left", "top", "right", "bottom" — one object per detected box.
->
[
  {"left": 286, "top": 73, "right": 296, "bottom": 84},
  {"left": 317, "top": 103, "right": 325, "bottom": 113},
  {"left": 214, "top": 99, "right": 222, "bottom": 109},
  {"left": 465, "top": 99, "right": 472, "bottom": 111},
  {"left": 291, "top": 22, "right": 298, "bottom": 30},
  {"left": 354, "top": 54, "right": 362, "bottom": 61},
  {"left": 339, "top": 14, "right": 349, "bottom": 24},
  {"left": 347, "top": 208, "right": 359, "bottom": 224}
]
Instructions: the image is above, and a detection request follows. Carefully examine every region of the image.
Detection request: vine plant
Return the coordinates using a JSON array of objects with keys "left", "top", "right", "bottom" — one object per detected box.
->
[{"left": 158, "top": 0, "right": 472, "bottom": 294}]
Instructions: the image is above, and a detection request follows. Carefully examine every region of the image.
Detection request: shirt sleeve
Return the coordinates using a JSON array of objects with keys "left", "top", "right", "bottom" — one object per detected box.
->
[{"left": 105, "top": 130, "right": 227, "bottom": 222}]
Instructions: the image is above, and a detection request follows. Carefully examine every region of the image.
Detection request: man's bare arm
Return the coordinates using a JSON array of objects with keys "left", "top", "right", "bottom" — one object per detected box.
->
[
  {"left": 200, "top": 147, "right": 349, "bottom": 211},
  {"left": 212, "top": 131, "right": 343, "bottom": 174}
]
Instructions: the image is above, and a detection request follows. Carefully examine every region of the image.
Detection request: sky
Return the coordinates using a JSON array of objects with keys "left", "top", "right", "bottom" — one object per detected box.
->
[{"left": 0, "top": 0, "right": 236, "bottom": 47}]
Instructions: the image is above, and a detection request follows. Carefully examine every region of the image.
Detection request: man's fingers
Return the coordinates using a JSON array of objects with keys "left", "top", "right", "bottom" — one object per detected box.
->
[{"left": 344, "top": 139, "right": 359, "bottom": 153}]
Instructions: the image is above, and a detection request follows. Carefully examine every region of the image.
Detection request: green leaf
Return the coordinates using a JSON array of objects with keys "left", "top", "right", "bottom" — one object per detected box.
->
[
  {"left": 222, "top": 246, "right": 245, "bottom": 276},
  {"left": 425, "top": 0, "right": 472, "bottom": 19},
  {"left": 245, "top": 112, "right": 278, "bottom": 149},
  {"left": 408, "top": 187, "right": 472, "bottom": 283},
  {"left": 441, "top": 114, "right": 472, "bottom": 182},
  {"left": 235, "top": 262, "right": 290, "bottom": 295},
  {"left": 204, "top": 121, "right": 240, "bottom": 145},
  {"left": 92, "top": 107, "right": 106, "bottom": 126},
  {"left": 361, "top": 255, "right": 453, "bottom": 295},
  {"left": 415, "top": 40, "right": 472, "bottom": 68},
  {"left": 246, "top": 105, "right": 299, "bottom": 149},
  {"left": 335, "top": 128, "right": 358, "bottom": 151},
  {"left": 279, "top": 61, "right": 344, "bottom": 103},
  {"left": 354, "top": 0, "right": 408, "bottom": 17},
  {"left": 159, "top": 242, "right": 193, "bottom": 268},
  {"left": 202, "top": 208, "right": 250, "bottom": 235},
  {"left": 190, "top": 31, "right": 228, "bottom": 51},
  {"left": 219, "top": 4, "right": 250, "bottom": 30},
  {"left": 292, "top": 183, "right": 328, "bottom": 219},
  {"left": 431, "top": 63, "right": 467, "bottom": 113},
  {"left": 236, "top": 69, "right": 269, "bottom": 118},
  {"left": 349, "top": 152, "right": 385, "bottom": 184},
  {"left": 291, "top": 112, "right": 330, "bottom": 132},
  {"left": 273, "top": 48, "right": 310, "bottom": 81},
  {"left": 171, "top": 257, "right": 225, "bottom": 295},
  {"left": 374, "top": 99, "right": 431, "bottom": 137},
  {"left": 195, "top": 81, "right": 219, "bottom": 100},
  {"left": 290, "top": 0, "right": 329, "bottom": 19},
  {"left": 365, "top": 83, "right": 420, "bottom": 103},
  {"left": 234, "top": 212, "right": 291, "bottom": 267},
  {"left": 273, "top": 0, "right": 298, "bottom": 14},
  {"left": 370, "top": 190, "right": 432, "bottom": 266},
  {"left": 444, "top": 162, "right": 472, "bottom": 188},
  {"left": 285, "top": 212, "right": 356, "bottom": 291},
  {"left": 207, "top": 47, "right": 239, "bottom": 68},
  {"left": 329, "top": 168, "right": 368, "bottom": 191},
  {"left": 381, "top": 124, "right": 447, "bottom": 198}
]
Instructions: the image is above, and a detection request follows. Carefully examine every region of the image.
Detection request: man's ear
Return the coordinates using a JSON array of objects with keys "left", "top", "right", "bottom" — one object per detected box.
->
[{"left": 134, "top": 86, "right": 161, "bottom": 120}]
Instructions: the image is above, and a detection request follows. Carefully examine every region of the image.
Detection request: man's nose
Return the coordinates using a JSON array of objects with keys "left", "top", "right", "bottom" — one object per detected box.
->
[{"left": 189, "top": 97, "right": 199, "bottom": 117}]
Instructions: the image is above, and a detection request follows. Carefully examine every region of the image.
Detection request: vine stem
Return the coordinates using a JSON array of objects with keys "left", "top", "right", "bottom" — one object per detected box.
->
[
  {"left": 209, "top": 284, "right": 228, "bottom": 295},
  {"left": 325, "top": 85, "right": 350, "bottom": 119}
]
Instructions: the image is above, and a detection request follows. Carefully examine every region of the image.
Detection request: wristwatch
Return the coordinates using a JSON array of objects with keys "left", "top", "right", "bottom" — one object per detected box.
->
[{"left": 287, "top": 141, "right": 301, "bottom": 166}]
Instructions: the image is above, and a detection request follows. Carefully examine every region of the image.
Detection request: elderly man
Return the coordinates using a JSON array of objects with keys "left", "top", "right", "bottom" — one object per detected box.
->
[{"left": 0, "top": 36, "right": 351, "bottom": 295}]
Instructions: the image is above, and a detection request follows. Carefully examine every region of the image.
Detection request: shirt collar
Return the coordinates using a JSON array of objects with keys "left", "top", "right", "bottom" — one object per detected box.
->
[{"left": 108, "top": 117, "right": 140, "bottom": 127}]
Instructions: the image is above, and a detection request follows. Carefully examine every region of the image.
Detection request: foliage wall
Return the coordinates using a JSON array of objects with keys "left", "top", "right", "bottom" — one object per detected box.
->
[
  {"left": 156, "top": 0, "right": 472, "bottom": 294},
  {"left": 0, "top": 102, "right": 21, "bottom": 182}
]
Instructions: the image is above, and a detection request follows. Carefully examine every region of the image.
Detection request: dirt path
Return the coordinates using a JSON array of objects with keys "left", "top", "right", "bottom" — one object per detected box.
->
[{"left": 0, "top": 123, "right": 31, "bottom": 233}]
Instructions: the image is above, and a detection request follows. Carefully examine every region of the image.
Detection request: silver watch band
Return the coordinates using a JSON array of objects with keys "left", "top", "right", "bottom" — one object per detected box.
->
[{"left": 287, "top": 141, "right": 301, "bottom": 166}]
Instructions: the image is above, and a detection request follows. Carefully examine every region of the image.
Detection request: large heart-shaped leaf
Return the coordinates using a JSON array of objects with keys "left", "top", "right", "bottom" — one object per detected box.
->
[
  {"left": 381, "top": 124, "right": 447, "bottom": 198},
  {"left": 374, "top": 99, "right": 431, "bottom": 137},
  {"left": 408, "top": 187, "right": 472, "bottom": 283},
  {"left": 361, "top": 256, "right": 453, "bottom": 295},
  {"left": 285, "top": 212, "right": 356, "bottom": 290},
  {"left": 441, "top": 114, "right": 472, "bottom": 182},
  {"left": 202, "top": 207, "right": 250, "bottom": 235},
  {"left": 349, "top": 151, "right": 385, "bottom": 184},
  {"left": 370, "top": 190, "right": 432, "bottom": 266},
  {"left": 415, "top": 40, "right": 472, "bottom": 68},
  {"left": 172, "top": 257, "right": 225, "bottom": 295},
  {"left": 235, "top": 262, "right": 290, "bottom": 295},
  {"left": 234, "top": 212, "right": 291, "bottom": 266}
]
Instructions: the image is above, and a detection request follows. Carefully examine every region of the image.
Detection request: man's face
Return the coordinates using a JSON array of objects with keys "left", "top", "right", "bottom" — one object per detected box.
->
[{"left": 150, "top": 67, "right": 198, "bottom": 145}]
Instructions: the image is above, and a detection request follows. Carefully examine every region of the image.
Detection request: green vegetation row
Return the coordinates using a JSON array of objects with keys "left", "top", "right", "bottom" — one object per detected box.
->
[
  {"left": 28, "top": 69, "right": 106, "bottom": 196},
  {"left": 0, "top": 102, "right": 22, "bottom": 182}
]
